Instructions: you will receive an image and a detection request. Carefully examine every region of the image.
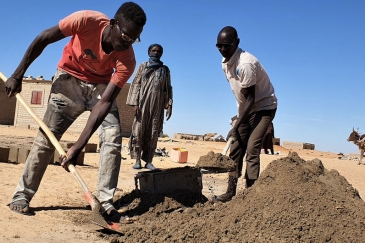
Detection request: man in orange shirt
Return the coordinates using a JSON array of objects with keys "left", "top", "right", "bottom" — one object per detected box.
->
[{"left": 5, "top": 2, "right": 146, "bottom": 223}]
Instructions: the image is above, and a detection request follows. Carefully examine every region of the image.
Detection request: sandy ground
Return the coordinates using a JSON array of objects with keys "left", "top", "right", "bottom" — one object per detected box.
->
[{"left": 0, "top": 125, "right": 364, "bottom": 242}]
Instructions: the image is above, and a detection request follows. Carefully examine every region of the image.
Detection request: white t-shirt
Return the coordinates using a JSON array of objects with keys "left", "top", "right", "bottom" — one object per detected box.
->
[{"left": 222, "top": 48, "right": 277, "bottom": 116}]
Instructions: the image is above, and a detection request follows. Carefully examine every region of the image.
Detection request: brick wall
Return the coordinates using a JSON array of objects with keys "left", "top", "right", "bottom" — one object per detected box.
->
[
  {"left": 0, "top": 79, "right": 16, "bottom": 125},
  {"left": 15, "top": 81, "right": 51, "bottom": 129},
  {"left": 273, "top": 138, "right": 280, "bottom": 146},
  {"left": 15, "top": 80, "right": 134, "bottom": 137},
  {"left": 282, "top": 141, "right": 315, "bottom": 150}
]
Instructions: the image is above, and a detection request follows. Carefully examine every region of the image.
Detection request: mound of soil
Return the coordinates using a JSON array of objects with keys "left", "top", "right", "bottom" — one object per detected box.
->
[
  {"left": 102, "top": 152, "right": 365, "bottom": 243},
  {"left": 196, "top": 151, "right": 236, "bottom": 172}
]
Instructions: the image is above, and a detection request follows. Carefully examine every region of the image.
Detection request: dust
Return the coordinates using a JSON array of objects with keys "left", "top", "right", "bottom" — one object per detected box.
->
[
  {"left": 95, "top": 152, "right": 365, "bottom": 243},
  {"left": 196, "top": 151, "right": 236, "bottom": 173},
  {"left": 65, "top": 196, "right": 113, "bottom": 231},
  {"left": 91, "top": 199, "right": 109, "bottom": 228}
]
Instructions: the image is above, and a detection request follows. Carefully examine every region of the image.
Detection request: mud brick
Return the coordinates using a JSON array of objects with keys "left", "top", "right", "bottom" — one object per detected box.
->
[
  {"left": 136, "top": 167, "right": 202, "bottom": 194},
  {"left": 48, "top": 152, "right": 55, "bottom": 165},
  {"left": 63, "top": 142, "right": 97, "bottom": 153},
  {"left": 76, "top": 151, "right": 85, "bottom": 166},
  {"left": 53, "top": 149, "right": 84, "bottom": 166},
  {"left": 58, "top": 141, "right": 66, "bottom": 148},
  {"left": 17, "top": 148, "right": 30, "bottom": 164},
  {"left": 53, "top": 149, "right": 63, "bottom": 164},
  {"left": 84, "top": 143, "right": 97, "bottom": 153},
  {"left": 66, "top": 142, "right": 74, "bottom": 149},
  {"left": 24, "top": 142, "right": 33, "bottom": 150},
  {"left": 51, "top": 148, "right": 68, "bottom": 164},
  {"left": 0, "top": 147, "right": 10, "bottom": 162},
  {"left": 273, "top": 138, "right": 281, "bottom": 146},
  {"left": 8, "top": 146, "right": 19, "bottom": 163}
]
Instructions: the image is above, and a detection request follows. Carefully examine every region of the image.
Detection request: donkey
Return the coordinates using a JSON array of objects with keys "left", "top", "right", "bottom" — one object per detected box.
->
[{"left": 347, "top": 127, "right": 365, "bottom": 165}]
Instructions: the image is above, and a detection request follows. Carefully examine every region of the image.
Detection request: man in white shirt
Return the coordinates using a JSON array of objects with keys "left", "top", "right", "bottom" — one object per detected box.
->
[{"left": 214, "top": 26, "right": 277, "bottom": 202}]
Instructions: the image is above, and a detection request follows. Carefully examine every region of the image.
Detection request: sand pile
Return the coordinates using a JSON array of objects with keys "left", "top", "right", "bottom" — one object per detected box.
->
[{"left": 100, "top": 152, "right": 365, "bottom": 242}]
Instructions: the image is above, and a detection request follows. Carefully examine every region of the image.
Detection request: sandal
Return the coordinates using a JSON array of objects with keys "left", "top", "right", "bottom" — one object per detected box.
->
[
  {"left": 118, "top": 216, "right": 133, "bottom": 224},
  {"left": 103, "top": 209, "right": 133, "bottom": 224},
  {"left": 145, "top": 163, "right": 158, "bottom": 171},
  {"left": 8, "top": 199, "right": 31, "bottom": 216},
  {"left": 132, "top": 162, "right": 142, "bottom": 169}
]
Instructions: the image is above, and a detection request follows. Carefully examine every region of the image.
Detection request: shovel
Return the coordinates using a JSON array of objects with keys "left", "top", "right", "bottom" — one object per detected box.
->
[
  {"left": 222, "top": 137, "right": 234, "bottom": 156},
  {"left": 0, "top": 72, "right": 121, "bottom": 233}
]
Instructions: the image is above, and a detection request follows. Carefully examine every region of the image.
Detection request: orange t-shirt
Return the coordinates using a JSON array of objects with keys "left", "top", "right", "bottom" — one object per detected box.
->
[{"left": 58, "top": 10, "right": 135, "bottom": 88}]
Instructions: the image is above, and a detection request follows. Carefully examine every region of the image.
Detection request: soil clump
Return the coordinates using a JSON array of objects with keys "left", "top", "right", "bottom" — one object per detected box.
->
[
  {"left": 100, "top": 152, "right": 365, "bottom": 243},
  {"left": 196, "top": 151, "right": 236, "bottom": 173}
]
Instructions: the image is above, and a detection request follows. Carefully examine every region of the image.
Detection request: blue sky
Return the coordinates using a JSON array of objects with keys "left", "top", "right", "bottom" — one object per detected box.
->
[{"left": 1, "top": 1, "right": 364, "bottom": 154}]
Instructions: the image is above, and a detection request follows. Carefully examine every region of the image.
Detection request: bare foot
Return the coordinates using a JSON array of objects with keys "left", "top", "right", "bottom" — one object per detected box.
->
[{"left": 9, "top": 199, "right": 31, "bottom": 215}]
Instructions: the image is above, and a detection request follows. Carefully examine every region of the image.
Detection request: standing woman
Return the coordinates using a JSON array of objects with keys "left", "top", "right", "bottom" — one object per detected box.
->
[{"left": 126, "top": 44, "right": 173, "bottom": 170}]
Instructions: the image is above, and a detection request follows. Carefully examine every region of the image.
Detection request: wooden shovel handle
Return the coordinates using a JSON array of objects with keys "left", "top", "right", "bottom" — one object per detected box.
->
[
  {"left": 0, "top": 72, "right": 90, "bottom": 194},
  {"left": 222, "top": 137, "right": 234, "bottom": 155}
]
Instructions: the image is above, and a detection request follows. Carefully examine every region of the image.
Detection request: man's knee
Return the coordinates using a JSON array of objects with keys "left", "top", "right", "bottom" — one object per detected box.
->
[{"left": 100, "top": 125, "right": 122, "bottom": 146}]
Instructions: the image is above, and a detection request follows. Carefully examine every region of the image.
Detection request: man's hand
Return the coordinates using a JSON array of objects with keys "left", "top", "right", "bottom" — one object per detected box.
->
[
  {"left": 166, "top": 106, "right": 172, "bottom": 121},
  {"left": 60, "top": 147, "right": 81, "bottom": 172},
  {"left": 227, "top": 127, "right": 238, "bottom": 142},
  {"left": 5, "top": 77, "right": 22, "bottom": 98}
]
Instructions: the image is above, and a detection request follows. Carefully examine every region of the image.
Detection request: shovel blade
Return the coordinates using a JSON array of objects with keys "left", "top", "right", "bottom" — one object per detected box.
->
[
  {"left": 86, "top": 192, "right": 122, "bottom": 232},
  {"left": 91, "top": 220, "right": 122, "bottom": 234}
]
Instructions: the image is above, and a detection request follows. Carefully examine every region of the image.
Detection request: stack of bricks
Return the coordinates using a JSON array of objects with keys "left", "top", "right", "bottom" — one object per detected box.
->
[
  {"left": 282, "top": 141, "right": 315, "bottom": 150},
  {"left": 0, "top": 135, "right": 97, "bottom": 165}
]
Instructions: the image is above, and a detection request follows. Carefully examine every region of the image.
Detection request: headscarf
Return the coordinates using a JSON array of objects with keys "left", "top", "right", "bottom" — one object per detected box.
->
[
  {"left": 148, "top": 43, "right": 163, "bottom": 56},
  {"left": 144, "top": 44, "right": 164, "bottom": 78}
]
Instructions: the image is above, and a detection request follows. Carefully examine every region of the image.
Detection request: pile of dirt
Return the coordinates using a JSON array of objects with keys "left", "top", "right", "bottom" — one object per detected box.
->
[
  {"left": 196, "top": 151, "right": 236, "bottom": 172},
  {"left": 97, "top": 152, "right": 365, "bottom": 242}
]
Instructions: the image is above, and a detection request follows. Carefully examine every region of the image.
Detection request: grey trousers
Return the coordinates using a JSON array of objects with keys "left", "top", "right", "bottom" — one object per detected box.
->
[
  {"left": 229, "top": 108, "right": 277, "bottom": 180},
  {"left": 11, "top": 69, "right": 122, "bottom": 213}
]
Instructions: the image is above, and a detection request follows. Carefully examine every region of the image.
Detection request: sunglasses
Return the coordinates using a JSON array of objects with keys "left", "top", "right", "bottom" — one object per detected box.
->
[
  {"left": 116, "top": 21, "right": 140, "bottom": 44},
  {"left": 216, "top": 39, "right": 237, "bottom": 49}
]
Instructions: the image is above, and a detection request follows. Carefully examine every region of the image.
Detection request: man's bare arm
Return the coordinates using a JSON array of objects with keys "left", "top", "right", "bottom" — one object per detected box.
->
[{"left": 6, "top": 25, "right": 66, "bottom": 97}]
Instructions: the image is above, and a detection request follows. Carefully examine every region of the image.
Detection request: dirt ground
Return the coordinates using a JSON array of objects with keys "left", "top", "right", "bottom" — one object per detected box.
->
[{"left": 1, "top": 125, "right": 365, "bottom": 242}]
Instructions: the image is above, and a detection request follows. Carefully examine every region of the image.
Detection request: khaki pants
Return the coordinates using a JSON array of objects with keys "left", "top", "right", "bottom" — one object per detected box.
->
[{"left": 229, "top": 108, "right": 276, "bottom": 180}]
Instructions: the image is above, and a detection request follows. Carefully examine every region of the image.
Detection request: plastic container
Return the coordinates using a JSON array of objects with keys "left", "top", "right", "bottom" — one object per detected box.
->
[{"left": 170, "top": 148, "right": 188, "bottom": 163}]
